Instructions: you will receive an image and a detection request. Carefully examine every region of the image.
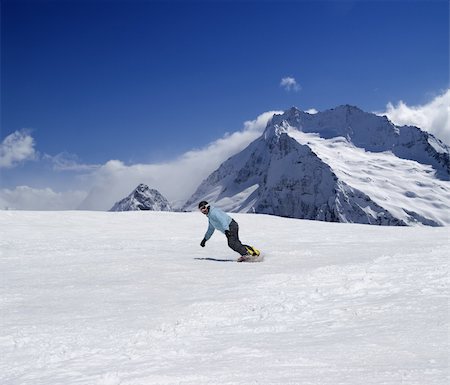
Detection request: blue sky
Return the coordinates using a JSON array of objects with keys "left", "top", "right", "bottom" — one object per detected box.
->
[{"left": 1, "top": 0, "right": 449, "bottom": 209}]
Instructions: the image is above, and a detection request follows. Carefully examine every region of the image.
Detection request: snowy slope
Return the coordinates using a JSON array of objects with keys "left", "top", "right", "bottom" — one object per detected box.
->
[
  {"left": 110, "top": 184, "right": 172, "bottom": 212},
  {"left": 289, "top": 131, "right": 450, "bottom": 226},
  {"left": 275, "top": 106, "right": 450, "bottom": 179},
  {"left": 1, "top": 211, "right": 448, "bottom": 385},
  {"left": 184, "top": 106, "right": 450, "bottom": 226}
]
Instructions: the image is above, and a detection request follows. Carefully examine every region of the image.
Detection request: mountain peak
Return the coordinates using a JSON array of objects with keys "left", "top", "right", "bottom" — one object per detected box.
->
[
  {"left": 333, "top": 104, "right": 364, "bottom": 113},
  {"left": 264, "top": 107, "right": 305, "bottom": 143},
  {"left": 136, "top": 183, "right": 148, "bottom": 191},
  {"left": 110, "top": 184, "right": 172, "bottom": 212},
  {"left": 270, "top": 107, "right": 302, "bottom": 126}
]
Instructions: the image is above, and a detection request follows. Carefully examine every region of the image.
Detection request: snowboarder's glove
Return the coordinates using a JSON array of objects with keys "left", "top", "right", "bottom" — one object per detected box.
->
[
  {"left": 225, "top": 230, "right": 231, "bottom": 238},
  {"left": 200, "top": 238, "right": 207, "bottom": 247}
]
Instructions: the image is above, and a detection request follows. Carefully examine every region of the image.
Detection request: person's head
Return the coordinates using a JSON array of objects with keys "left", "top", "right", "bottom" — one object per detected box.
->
[{"left": 198, "top": 200, "right": 210, "bottom": 215}]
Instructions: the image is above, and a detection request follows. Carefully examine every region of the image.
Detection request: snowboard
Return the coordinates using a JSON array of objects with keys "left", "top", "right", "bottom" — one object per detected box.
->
[
  {"left": 237, "top": 246, "right": 263, "bottom": 262},
  {"left": 237, "top": 254, "right": 264, "bottom": 263}
]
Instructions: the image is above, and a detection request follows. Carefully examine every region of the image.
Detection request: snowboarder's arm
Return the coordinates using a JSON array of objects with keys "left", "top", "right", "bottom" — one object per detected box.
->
[{"left": 204, "top": 222, "right": 215, "bottom": 240}]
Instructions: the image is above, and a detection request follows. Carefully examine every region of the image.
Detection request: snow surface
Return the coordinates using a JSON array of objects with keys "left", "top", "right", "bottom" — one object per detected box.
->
[{"left": 1, "top": 211, "right": 449, "bottom": 385}]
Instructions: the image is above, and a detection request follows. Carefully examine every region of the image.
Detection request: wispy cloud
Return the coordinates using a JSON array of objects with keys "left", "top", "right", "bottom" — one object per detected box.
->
[
  {"left": 0, "top": 130, "right": 37, "bottom": 168},
  {"left": 43, "top": 152, "right": 101, "bottom": 172},
  {"left": 378, "top": 88, "right": 450, "bottom": 146},
  {"left": 280, "top": 77, "right": 301, "bottom": 92}
]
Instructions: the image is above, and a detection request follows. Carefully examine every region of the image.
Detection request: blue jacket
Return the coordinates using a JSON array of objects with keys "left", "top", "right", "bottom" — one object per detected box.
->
[{"left": 204, "top": 206, "right": 233, "bottom": 240}]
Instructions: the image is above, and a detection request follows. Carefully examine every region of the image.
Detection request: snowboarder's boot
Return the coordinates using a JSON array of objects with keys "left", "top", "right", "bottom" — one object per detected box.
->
[
  {"left": 238, "top": 246, "right": 263, "bottom": 262},
  {"left": 245, "top": 246, "right": 260, "bottom": 257}
]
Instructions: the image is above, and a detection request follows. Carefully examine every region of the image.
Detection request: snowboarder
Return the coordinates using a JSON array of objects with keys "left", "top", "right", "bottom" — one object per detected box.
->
[{"left": 198, "top": 200, "right": 260, "bottom": 262}]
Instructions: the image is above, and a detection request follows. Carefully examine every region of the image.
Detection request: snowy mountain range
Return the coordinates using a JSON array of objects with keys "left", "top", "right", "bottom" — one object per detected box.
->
[
  {"left": 183, "top": 106, "right": 450, "bottom": 226},
  {"left": 110, "top": 184, "right": 172, "bottom": 212}
]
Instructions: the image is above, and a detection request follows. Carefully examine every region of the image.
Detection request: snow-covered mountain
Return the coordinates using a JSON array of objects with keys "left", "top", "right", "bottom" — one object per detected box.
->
[
  {"left": 110, "top": 184, "right": 172, "bottom": 212},
  {"left": 184, "top": 106, "right": 450, "bottom": 226}
]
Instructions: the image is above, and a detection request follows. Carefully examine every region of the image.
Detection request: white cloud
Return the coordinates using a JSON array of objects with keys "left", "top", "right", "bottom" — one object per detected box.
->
[
  {"left": 0, "top": 186, "right": 87, "bottom": 210},
  {"left": 280, "top": 77, "right": 301, "bottom": 92},
  {"left": 0, "top": 130, "right": 37, "bottom": 168},
  {"left": 43, "top": 152, "right": 101, "bottom": 171},
  {"left": 378, "top": 89, "right": 450, "bottom": 146},
  {"left": 243, "top": 110, "right": 281, "bottom": 132}
]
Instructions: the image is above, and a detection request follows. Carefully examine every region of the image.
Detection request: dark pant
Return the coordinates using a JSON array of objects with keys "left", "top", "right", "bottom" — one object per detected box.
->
[{"left": 226, "top": 220, "right": 249, "bottom": 256}]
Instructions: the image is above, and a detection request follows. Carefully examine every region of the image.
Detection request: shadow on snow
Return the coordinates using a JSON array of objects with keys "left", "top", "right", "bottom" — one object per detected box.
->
[{"left": 194, "top": 257, "right": 236, "bottom": 263}]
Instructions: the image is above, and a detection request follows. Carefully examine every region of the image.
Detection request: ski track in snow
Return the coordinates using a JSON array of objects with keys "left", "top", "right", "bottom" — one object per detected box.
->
[{"left": 1, "top": 211, "right": 449, "bottom": 385}]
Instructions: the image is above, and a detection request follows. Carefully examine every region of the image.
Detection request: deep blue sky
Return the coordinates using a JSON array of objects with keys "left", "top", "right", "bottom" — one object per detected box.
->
[{"left": 2, "top": 0, "right": 449, "bottom": 165}]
